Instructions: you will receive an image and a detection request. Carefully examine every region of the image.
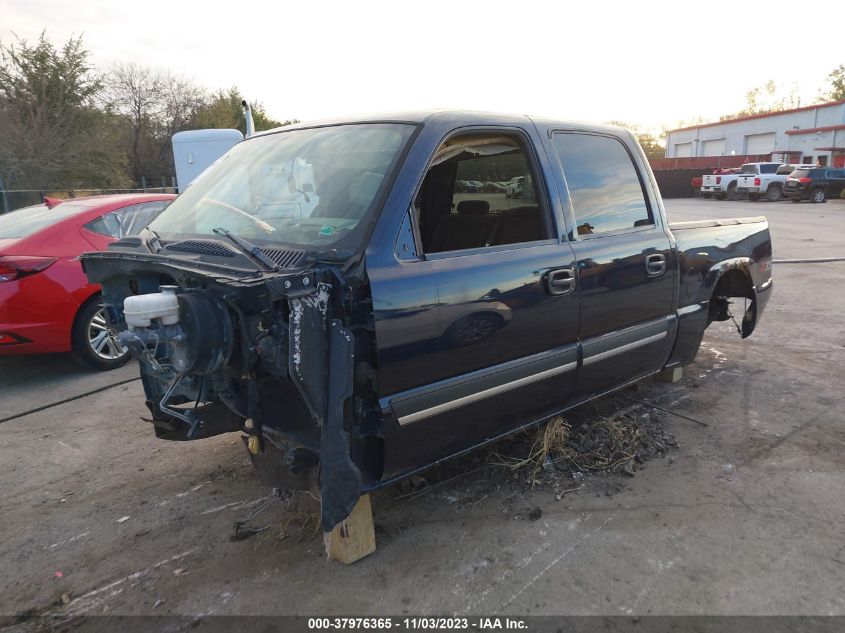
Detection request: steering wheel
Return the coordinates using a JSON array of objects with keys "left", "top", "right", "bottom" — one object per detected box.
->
[{"left": 200, "top": 197, "right": 275, "bottom": 234}]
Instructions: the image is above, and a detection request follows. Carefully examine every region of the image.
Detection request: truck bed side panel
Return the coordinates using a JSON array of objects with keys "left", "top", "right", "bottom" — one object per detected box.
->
[{"left": 666, "top": 217, "right": 772, "bottom": 366}]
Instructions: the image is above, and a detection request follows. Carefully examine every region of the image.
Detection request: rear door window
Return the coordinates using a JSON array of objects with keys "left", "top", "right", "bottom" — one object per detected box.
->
[
  {"left": 760, "top": 164, "right": 780, "bottom": 174},
  {"left": 85, "top": 201, "right": 170, "bottom": 238},
  {"left": 552, "top": 133, "right": 651, "bottom": 236}
]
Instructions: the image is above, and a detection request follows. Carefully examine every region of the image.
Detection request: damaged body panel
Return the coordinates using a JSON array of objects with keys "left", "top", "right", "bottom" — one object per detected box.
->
[{"left": 82, "top": 112, "right": 772, "bottom": 532}]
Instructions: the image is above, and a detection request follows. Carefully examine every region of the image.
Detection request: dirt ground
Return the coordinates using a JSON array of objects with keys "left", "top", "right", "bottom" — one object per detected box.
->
[{"left": 1, "top": 199, "right": 844, "bottom": 622}]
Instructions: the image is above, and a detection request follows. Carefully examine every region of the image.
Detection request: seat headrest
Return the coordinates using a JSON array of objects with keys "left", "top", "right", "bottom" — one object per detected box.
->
[{"left": 456, "top": 200, "right": 490, "bottom": 216}]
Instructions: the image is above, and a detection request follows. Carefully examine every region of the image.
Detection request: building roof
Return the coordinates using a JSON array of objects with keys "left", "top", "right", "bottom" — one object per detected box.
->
[{"left": 667, "top": 98, "right": 845, "bottom": 134}]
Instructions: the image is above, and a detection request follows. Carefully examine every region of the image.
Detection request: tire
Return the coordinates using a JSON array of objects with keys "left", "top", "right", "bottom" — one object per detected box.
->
[
  {"left": 702, "top": 192, "right": 712, "bottom": 199},
  {"left": 765, "top": 186, "right": 783, "bottom": 202},
  {"left": 715, "top": 193, "right": 726, "bottom": 200},
  {"left": 726, "top": 183, "right": 738, "bottom": 201},
  {"left": 810, "top": 188, "right": 826, "bottom": 204},
  {"left": 70, "top": 297, "right": 131, "bottom": 370},
  {"left": 748, "top": 193, "right": 761, "bottom": 201}
]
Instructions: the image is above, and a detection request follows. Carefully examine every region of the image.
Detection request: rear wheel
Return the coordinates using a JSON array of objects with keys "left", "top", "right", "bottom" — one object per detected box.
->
[
  {"left": 726, "top": 183, "right": 739, "bottom": 201},
  {"left": 766, "top": 186, "right": 783, "bottom": 202},
  {"left": 702, "top": 192, "right": 712, "bottom": 199},
  {"left": 748, "top": 193, "right": 761, "bottom": 201},
  {"left": 810, "top": 188, "right": 826, "bottom": 203},
  {"left": 71, "top": 298, "right": 131, "bottom": 370}
]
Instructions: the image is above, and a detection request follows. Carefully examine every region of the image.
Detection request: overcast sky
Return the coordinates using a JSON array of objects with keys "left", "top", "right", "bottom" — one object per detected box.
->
[{"left": 2, "top": 0, "right": 842, "bottom": 132}]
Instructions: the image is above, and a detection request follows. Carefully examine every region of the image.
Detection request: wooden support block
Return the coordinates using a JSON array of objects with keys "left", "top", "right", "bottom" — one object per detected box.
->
[
  {"left": 325, "top": 494, "right": 376, "bottom": 564},
  {"left": 658, "top": 366, "right": 684, "bottom": 383}
]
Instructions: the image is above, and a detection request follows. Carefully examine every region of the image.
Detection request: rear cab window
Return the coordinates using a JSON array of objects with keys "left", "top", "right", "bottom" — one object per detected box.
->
[{"left": 552, "top": 132, "right": 652, "bottom": 237}]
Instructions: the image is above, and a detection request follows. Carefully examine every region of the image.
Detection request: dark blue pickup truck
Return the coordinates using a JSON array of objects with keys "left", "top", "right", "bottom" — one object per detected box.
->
[{"left": 82, "top": 111, "right": 773, "bottom": 531}]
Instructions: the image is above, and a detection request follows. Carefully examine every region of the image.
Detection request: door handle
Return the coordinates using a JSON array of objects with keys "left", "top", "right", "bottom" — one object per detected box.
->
[
  {"left": 646, "top": 253, "right": 667, "bottom": 277},
  {"left": 545, "top": 268, "right": 576, "bottom": 295}
]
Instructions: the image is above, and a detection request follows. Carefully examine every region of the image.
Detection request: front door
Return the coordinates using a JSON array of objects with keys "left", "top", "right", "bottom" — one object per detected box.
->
[
  {"left": 370, "top": 128, "right": 580, "bottom": 478},
  {"left": 551, "top": 132, "right": 677, "bottom": 396}
]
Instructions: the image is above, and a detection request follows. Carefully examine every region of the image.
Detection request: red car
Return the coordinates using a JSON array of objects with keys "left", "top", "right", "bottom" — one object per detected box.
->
[{"left": 0, "top": 193, "right": 176, "bottom": 369}]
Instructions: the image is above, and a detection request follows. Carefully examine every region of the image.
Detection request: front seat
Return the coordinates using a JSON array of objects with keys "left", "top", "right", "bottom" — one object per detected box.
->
[{"left": 429, "top": 200, "right": 496, "bottom": 252}]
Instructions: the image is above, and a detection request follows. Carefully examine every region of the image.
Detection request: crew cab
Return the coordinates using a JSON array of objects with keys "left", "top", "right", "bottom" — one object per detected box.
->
[
  {"left": 81, "top": 112, "right": 773, "bottom": 532},
  {"left": 702, "top": 162, "right": 783, "bottom": 200},
  {"left": 737, "top": 164, "right": 799, "bottom": 202}
]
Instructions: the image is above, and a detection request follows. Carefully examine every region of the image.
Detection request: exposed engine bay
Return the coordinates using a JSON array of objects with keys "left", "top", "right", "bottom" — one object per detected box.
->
[{"left": 82, "top": 249, "right": 381, "bottom": 532}]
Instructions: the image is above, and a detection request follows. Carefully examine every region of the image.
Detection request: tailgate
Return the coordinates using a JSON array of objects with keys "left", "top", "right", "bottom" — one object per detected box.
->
[
  {"left": 737, "top": 176, "right": 756, "bottom": 188},
  {"left": 702, "top": 175, "right": 719, "bottom": 186}
]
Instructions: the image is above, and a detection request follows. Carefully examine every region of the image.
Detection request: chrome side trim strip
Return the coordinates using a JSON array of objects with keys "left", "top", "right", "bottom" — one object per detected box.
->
[
  {"left": 398, "top": 361, "right": 577, "bottom": 426},
  {"left": 582, "top": 331, "right": 667, "bottom": 366},
  {"left": 677, "top": 302, "right": 706, "bottom": 316}
]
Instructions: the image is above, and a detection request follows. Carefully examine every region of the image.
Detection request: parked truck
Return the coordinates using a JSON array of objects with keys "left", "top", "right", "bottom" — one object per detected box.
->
[
  {"left": 81, "top": 112, "right": 773, "bottom": 532},
  {"left": 737, "top": 164, "right": 799, "bottom": 202},
  {"left": 701, "top": 162, "right": 783, "bottom": 200}
]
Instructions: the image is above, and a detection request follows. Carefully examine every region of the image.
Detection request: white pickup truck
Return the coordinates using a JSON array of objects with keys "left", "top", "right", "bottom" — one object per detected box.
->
[
  {"left": 701, "top": 162, "right": 783, "bottom": 200},
  {"left": 737, "top": 164, "right": 798, "bottom": 202}
]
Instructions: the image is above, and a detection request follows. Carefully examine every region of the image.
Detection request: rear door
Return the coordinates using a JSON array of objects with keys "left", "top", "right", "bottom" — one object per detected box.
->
[
  {"left": 370, "top": 126, "right": 580, "bottom": 476},
  {"left": 550, "top": 131, "right": 677, "bottom": 396}
]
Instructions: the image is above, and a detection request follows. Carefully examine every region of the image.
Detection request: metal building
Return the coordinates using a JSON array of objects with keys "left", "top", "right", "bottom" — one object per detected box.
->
[{"left": 664, "top": 99, "right": 845, "bottom": 168}]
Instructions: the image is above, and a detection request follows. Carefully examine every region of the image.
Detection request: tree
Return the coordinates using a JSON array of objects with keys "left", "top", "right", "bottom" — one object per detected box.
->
[
  {"left": 606, "top": 121, "right": 665, "bottom": 161},
  {"left": 104, "top": 63, "right": 205, "bottom": 181},
  {"left": 0, "top": 32, "right": 129, "bottom": 189},
  {"left": 194, "top": 87, "right": 296, "bottom": 134},
  {"left": 720, "top": 80, "right": 801, "bottom": 121},
  {"left": 819, "top": 64, "right": 845, "bottom": 102}
]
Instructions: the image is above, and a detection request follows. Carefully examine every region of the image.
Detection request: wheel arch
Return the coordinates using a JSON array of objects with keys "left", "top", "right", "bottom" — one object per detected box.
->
[
  {"left": 706, "top": 263, "right": 757, "bottom": 338},
  {"left": 70, "top": 289, "right": 103, "bottom": 337}
]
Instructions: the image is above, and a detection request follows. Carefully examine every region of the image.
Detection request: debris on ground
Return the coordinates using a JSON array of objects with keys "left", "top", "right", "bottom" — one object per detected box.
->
[
  {"left": 390, "top": 391, "right": 681, "bottom": 508},
  {"left": 492, "top": 397, "right": 679, "bottom": 487},
  {"left": 210, "top": 391, "right": 682, "bottom": 544}
]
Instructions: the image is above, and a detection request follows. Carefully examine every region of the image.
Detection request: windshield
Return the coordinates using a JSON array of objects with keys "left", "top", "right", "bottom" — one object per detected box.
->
[
  {"left": 148, "top": 123, "right": 415, "bottom": 250},
  {"left": 0, "top": 202, "right": 91, "bottom": 239}
]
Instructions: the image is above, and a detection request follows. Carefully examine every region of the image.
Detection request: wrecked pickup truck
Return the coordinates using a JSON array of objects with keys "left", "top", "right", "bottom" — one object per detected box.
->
[{"left": 81, "top": 112, "right": 773, "bottom": 532}]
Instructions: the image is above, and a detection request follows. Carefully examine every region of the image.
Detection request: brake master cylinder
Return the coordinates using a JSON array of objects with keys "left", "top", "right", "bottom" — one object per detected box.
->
[{"left": 119, "top": 285, "right": 233, "bottom": 375}]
